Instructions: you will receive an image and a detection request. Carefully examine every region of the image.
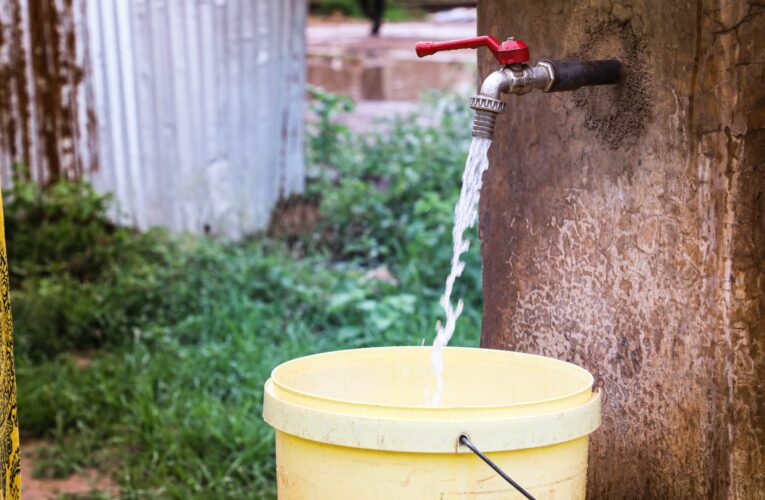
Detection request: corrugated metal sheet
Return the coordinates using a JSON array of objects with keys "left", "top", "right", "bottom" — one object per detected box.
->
[
  {"left": 0, "top": 0, "right": 306, "bottom": 238},
  {"left": 0, "top": 0, "right": 94, "bottom": 185}
]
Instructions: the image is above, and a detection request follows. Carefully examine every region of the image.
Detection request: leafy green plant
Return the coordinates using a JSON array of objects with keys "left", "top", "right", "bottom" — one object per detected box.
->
[
  {"left": 309, "top": 93, "right": 478, "bottom": 291},
  {"left": 4, "top": 174, "right": 117, "bottom": 282},
  {"left": 306, "top": 85, "right": 355, "bottom": 176},
  {"left": 13, "top": 90, "right": 481, "bottom": 498},
  {"left": 312, "top": 0, "right": 363, "bottom": 17},
  {"left": 310, "top": 0, "right": 424, "bottom": 20}
]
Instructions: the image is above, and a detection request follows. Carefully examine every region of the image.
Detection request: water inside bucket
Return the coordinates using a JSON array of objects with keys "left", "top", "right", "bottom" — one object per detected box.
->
[{"left": 273, "top": 347, "right": 592, "bottom": 410}]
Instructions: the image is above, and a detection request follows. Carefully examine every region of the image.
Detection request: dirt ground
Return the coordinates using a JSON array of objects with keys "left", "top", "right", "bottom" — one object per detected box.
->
[
  {"left": 21, "top": 441, "right": 118, "bottom": 500},
  {"left": 307, "top": 15, "right": 477, "bottom": 130},
  {"left": 307, "top": 16, "right": 476, "bottom": 52}
]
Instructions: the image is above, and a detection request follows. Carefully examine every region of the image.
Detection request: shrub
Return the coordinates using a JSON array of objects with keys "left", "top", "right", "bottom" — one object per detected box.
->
[
  {"left": 4, "top": 174, "right": 117, "bottom": 282},
  {"left": 12, "top": 90, "right": 481, "bottom": 498}
]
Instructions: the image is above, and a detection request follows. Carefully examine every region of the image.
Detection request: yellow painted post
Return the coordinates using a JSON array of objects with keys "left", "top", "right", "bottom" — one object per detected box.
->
[{"left": 0, "top": 191, "right": 21, "bottom": 499}]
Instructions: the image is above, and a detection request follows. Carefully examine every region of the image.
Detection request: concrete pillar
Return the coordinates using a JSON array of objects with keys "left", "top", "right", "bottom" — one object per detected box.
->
[{"left": 478, "top": 1, "right": 764, "bottom": 497}]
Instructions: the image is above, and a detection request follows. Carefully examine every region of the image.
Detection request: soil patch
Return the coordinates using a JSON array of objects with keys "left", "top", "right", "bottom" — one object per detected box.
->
[{"left": 21, "top": 440, "right": 118, "bottom": 500}]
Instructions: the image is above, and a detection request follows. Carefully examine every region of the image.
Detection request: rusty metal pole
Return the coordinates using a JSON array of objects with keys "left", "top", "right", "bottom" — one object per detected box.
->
[{"left": 477, "top": 1, "right": 765, "bottom": 497}]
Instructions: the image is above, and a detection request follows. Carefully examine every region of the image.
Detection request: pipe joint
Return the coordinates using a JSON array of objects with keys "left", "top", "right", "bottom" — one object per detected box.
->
[
  {"left": 468, "top": 59, "right": 621, "bottom": 139},
  {"left": 478, "top": 68, "right": 512, "bottom": 100}
]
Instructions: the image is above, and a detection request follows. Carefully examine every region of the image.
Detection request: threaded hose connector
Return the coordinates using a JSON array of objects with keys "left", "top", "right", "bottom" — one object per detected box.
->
[
  {"left": 471, "top": 110, "right": 498, "bottom": 139},
  {"left": 469, "top": 95, "right": 506, "bottom": 139}
]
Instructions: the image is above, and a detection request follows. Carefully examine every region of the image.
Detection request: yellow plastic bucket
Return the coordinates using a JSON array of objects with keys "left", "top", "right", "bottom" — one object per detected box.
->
[{"left": 263, "top": 346, "right": 600, "bottom": 499}]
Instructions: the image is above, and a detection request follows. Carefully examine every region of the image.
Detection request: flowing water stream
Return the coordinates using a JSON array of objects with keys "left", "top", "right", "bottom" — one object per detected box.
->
[{"left": 428, "top": 136, "right": 492, "bottom": 405}]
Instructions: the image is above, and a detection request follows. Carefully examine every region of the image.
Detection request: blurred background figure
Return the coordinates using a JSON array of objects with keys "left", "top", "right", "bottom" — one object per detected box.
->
[{"left": 360, "top": 0, "right": 386, "bottom": 35}]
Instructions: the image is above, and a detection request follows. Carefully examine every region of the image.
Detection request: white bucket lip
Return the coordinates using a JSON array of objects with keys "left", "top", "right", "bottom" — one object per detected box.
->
[
  {"left": 263, "top": 382, "right": 602, "bottom": 453},
  {"left": 269, "top": 345, "right": 594, "bottom": 411}
]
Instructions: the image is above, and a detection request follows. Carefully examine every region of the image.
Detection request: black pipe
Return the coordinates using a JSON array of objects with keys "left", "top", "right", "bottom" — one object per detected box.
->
[{"left": 543, "top": 59, "right": 622, "bottom": 92}]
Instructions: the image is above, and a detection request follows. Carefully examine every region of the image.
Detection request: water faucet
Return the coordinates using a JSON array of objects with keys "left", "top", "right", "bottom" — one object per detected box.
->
[{"left": 415, "top": 36, "right": 622, "bottom": 139}]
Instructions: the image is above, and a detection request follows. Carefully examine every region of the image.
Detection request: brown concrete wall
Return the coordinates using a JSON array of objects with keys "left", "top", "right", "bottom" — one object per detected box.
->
[{"left": 477, "top": 1, "right": 765, "bottom": 498}]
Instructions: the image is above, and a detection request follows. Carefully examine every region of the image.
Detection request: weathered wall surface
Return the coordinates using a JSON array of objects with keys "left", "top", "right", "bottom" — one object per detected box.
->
[
  {"left": 86, "top": 0, "right": 306, "bottom": 238},
  {"left": 0, "top": 0, "right": 307, "bottom": 238},
  {"left": 0, "top": 0, "right": 92, "bottom": 185},
  {"left": 478, "top": 1, "right": 764, "bottom": 498}
]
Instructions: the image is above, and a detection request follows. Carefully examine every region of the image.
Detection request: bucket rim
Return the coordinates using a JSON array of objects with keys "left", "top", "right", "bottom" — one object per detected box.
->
[
  {"left": 269, "top": 345, "right": 594, "bottom": 411},
  {"left": 263, "top": 383, "right": 601, "bottom": 453}
]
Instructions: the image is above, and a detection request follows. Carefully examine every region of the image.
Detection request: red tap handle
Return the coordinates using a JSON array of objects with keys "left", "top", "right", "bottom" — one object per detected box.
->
[
  {"left": 415, "top": 36, "right": 500, "bottom": 57},
  {"left": 415, "top": 35, "right": 529, "bottom": 65}
]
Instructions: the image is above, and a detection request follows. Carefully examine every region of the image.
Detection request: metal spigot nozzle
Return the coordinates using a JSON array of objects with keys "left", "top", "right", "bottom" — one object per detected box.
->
[{"left": 469, "top": 95, "right": 506, "bottom": 139}]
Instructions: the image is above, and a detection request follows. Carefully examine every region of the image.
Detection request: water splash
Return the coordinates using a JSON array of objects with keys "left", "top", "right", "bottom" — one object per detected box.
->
[{"left": 428, "top": 136, "right": 492, "bottom": 405}]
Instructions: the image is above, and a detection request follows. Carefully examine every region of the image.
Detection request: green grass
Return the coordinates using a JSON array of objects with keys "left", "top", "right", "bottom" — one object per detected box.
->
[
  {"left": 11, "top": 91, "right": 478, "bottom": 498},
  {"left": 311, "top": 0, "right": 425, "bottom": 21}
]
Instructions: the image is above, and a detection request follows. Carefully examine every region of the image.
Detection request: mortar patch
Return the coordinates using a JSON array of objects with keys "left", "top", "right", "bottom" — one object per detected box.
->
[{"left": 573, "top": 19, "right": 652, "bottom": 150}]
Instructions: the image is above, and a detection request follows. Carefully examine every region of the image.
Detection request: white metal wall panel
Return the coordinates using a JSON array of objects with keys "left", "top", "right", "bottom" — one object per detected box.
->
[
  {"left": 83, "top": 0, "right": 307, "bottom": 238},
  {"left": 1, "top": 0, "right": 306, "bottom": 237}
]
